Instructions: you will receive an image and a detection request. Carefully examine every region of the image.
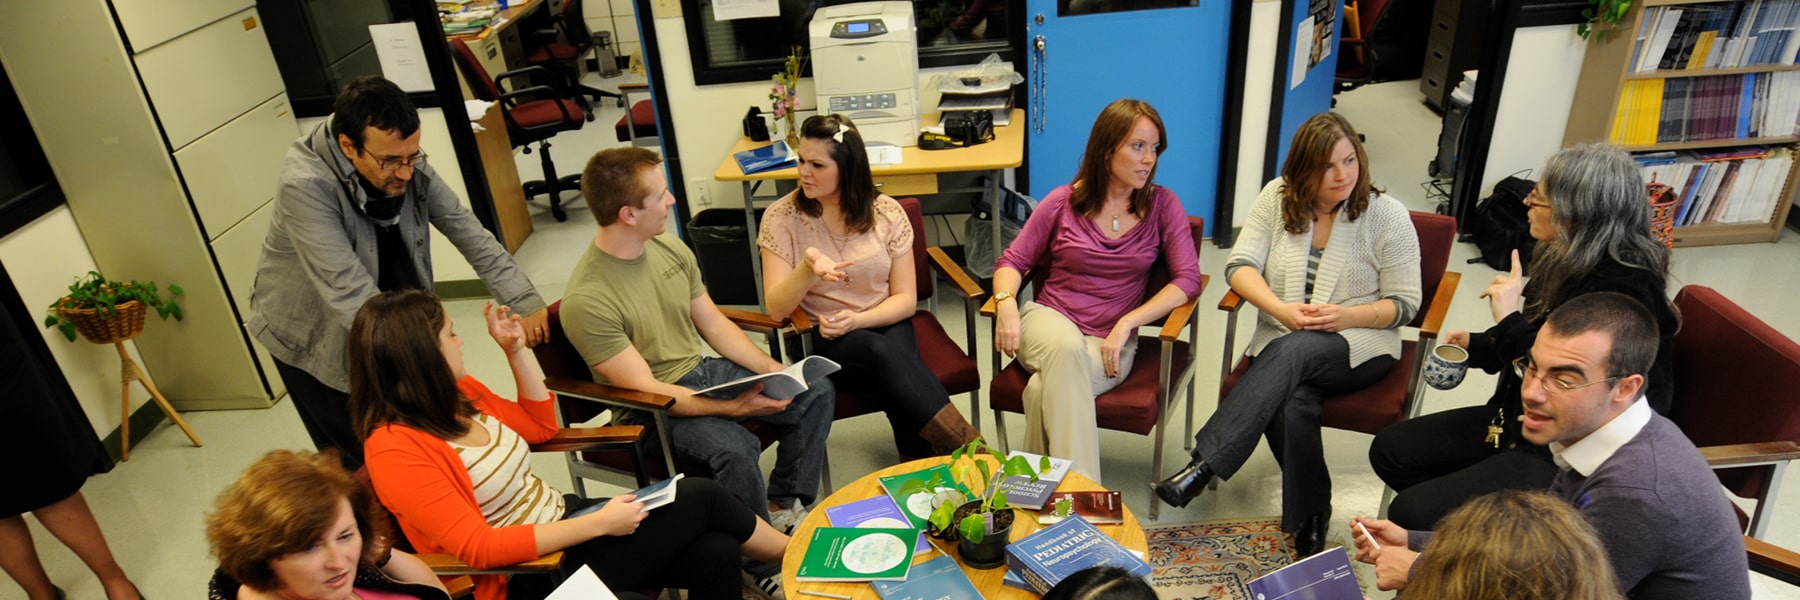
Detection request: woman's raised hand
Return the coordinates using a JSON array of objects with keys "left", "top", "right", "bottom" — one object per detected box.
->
[
  {"left": 484, "top": 301, "right": 526, "bottom": 354},
  {"left": 804, "top": 247, "right": 854, "bottom": 282},
  {"left": 1480, "top": 249, "right": 1525, "bottom": 322}
]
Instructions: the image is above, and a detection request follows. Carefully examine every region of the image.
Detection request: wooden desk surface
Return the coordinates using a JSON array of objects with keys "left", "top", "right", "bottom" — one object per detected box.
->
[
  {"left": 445, "top": 0, "right": 544, "bottom": 42},
  {"left": 713, "top": 110, "right": 1026, "bottom": 182},
  {"left": 780, "top": 455, "right": 1147, "bottom": 599}
]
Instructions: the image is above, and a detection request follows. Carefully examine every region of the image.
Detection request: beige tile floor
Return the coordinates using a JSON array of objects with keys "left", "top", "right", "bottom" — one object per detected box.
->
[{"left": 13, "top": 79, "right": 1800, "bottom": 599}]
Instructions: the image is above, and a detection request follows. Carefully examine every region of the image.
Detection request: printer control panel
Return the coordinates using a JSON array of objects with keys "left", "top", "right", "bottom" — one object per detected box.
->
[
  {"left": 830, "top": 19, "right": 889, "bottom": 39},
  {"left": 827, "top": 93, "right": 898, "bottom": 111}
]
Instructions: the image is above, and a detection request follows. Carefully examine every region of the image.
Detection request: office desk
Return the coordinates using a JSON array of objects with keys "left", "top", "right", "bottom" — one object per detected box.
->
[
  {"left": 447, "top": 0, "right": 547, "bottom": 99},
  {"left": 712, "top": 109, "right": 1024, "bottom": 308}
]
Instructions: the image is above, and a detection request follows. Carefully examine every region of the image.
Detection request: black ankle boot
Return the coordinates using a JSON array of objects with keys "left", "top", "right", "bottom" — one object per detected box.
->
[
  {"left": 1293, "top": 512, "right": 1329, "bottom": 557},
  {"left": 1151, "top": 459, "right": 1215, "bottom": 508}
]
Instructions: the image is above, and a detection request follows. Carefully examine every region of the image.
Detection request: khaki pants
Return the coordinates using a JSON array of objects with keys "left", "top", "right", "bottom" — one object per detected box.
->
[{"left": 1016, "top": 302, "right": 1137, "bottom": 483}]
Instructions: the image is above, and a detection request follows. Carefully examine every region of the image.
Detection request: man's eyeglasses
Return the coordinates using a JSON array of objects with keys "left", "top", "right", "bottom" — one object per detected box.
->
[
  {"left": 1511, "top": 356, "right": 1618, "bottom": 395},
  {"left": 371, "top": 152, "right": 428, "bottom": 172}
]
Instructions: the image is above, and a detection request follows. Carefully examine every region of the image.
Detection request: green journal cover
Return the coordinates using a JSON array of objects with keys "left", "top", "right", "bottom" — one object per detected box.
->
[
  {"left": 876, "top": 465, "right": 963, "bottom": 529},
  {"left": 795, "top": 527, "right": 917, "bottom": 582}
]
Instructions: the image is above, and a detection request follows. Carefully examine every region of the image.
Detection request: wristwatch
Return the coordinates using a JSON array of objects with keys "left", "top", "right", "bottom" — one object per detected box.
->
[{"left": 993, "top": 291, "right": 1015, "bottom": 303}]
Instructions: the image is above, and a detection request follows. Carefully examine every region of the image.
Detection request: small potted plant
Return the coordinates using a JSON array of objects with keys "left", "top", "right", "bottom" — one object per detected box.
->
[
  {"left": 44, "top": 271, "right": 184, "bottom": 344},
  {"left": 903, "top": 439, "right": 1049, "bottom": 568}
]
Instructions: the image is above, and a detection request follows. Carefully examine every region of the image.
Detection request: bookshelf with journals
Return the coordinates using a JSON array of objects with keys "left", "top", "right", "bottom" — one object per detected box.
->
[{"left": 1565, "top": 0, "right": 1800, "bottom": 246}]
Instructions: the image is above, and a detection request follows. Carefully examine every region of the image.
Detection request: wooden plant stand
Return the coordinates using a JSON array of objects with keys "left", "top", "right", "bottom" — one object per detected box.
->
[{"left": 112, "top": 335, "right": 203, "bottom": 461}]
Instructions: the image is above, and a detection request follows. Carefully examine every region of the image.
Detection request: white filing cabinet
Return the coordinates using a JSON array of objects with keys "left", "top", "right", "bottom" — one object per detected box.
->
[{"left": 0, "top": 0, "right": 295, "bottom": 408}]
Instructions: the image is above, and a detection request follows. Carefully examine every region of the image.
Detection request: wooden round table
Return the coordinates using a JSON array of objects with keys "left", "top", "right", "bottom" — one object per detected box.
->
[{"left": 779, "top": 456, "right": 1148, "bottom": 599}]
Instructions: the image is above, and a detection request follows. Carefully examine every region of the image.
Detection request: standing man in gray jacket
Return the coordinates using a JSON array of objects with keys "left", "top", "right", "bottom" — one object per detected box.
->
[{"left": 249, "top": 76, "right": 548, "bottom": 470}]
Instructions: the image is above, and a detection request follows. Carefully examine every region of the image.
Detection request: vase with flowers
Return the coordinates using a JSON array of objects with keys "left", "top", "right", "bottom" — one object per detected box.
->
[{"left": 769, "top": 45, "right": 806, "bottom": 146}]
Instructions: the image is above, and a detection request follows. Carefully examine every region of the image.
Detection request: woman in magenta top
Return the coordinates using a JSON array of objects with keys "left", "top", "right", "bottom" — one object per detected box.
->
[{"left": 991, "top": 98, "right": 1202, "bottom": 483}]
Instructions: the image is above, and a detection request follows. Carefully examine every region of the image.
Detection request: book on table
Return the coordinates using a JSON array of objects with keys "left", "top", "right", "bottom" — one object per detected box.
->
[
  {"left": 546, "top": 565, "right": 618, "bottom": 600},
  {"left": 877, "top": 464, "right": 963, "bottom": 530},
  {"left": 1004, "top": 515, "right": 1152, "bottom": 594},
  {"left": 1245, "top": 547, "right": 1363, "bottom": 600},
  {"left": 733, "top": 140, "right": 799, "bottom": 174},
  {"left": 824, "top": 494, "right": 933, "bottom": 556},
  {"left": 795, "top": 527, "right": 917, "bottom": 582},
  {"left": 1038, "top": 491, "right": 1124, "bottom": 525},
  {"left": 997, "top": 450, "right": 1072, "bottom": 509},
  {"left": 870, "top": 555, "right": 984, "bottom": 600},
  {"left": 692, "top": 356, "right": 839, "bottom": 400},
  {"left": 563, "top": 474, "right": 685, "bottom": 519}
]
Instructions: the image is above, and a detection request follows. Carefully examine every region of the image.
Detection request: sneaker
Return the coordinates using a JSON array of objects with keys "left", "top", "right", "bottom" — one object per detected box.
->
[
  {"left": 768, "top": 497, "right": 809, "bottom": 535},
  {"left": 742, "top": 569, "right": 785, "bottom": 600}
]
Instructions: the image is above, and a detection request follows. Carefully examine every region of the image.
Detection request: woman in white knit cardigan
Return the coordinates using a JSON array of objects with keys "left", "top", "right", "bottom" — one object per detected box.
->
[{"left": 1153, "top": 113, "right": 1421, "bottom": 556}]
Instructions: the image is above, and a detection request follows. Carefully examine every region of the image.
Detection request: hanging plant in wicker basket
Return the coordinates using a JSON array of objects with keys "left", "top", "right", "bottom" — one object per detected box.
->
[{"left": 43, "top": 271, "right": 184, "bottom": 344}]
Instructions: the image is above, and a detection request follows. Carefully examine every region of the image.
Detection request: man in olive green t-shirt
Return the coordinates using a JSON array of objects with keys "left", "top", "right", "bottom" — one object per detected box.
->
[{"left": 560, "top": 148, "right": 832, "bottom": 553}]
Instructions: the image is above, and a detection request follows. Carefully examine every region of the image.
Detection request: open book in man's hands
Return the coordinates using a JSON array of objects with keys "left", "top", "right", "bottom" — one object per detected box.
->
[{"left": 693, "top": 356, "right": 840, "bottom": 400}]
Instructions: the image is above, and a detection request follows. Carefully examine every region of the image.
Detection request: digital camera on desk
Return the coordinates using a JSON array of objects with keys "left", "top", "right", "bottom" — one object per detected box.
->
[{"left": 810, "top": 2, "right": 920, "bottom": 146}]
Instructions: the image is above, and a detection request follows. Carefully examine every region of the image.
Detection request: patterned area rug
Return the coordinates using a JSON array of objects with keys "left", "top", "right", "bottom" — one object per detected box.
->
[{"left": 1145, "top": 516, "right": 1296, "bottom": 600}]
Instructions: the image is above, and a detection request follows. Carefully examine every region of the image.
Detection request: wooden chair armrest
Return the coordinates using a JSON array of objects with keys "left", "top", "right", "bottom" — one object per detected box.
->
[
  {"left": 719, "top": 306, "right": 790, "bottom": 335},
  {"left": 787, "top": 308, "right": 814, "bottom": 332},
  {"left": 1700, "top": 441, "right": 1800, "bottom": 467},
  {"left": 1419, "top": 271, "right": 1461, "bottom": 337},
  {"left": 619, "top": 82, "right": 650, "bottom": 91},
  {"left": 926, "top": 247, "right": 987, "bottom": 301},
  {"left": 1156, "top": 274, "right": 1209, "bottom": 341},
  {"left": 1217, "top": 289, "right": 1244, "bottom": 312},
  {"left": 979, "top": 268, "right": 1034, "bottom": 318},
  {"left": 528, "top": 425, "right": 645, "bottom": 453},
  {"left": 1749, "top": 536, "right": 1800, "bottom": 586},
  {"left": 443, "top": 575, "right": 475, "bottom": 598},
  {"left": 544, "top": 376, "right": 677, "bottom": 412},
  {"left": 419, "top": 551, "right": 564, "bottom": 575}
]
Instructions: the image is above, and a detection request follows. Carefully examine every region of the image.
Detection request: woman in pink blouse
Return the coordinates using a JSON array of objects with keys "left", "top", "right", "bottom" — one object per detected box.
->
[
  {"left": 991, "top": 99, "right": 1203, "bottom": 483},
  {"left": 757, "top": 114, "right": 980, "bottom": 459}
]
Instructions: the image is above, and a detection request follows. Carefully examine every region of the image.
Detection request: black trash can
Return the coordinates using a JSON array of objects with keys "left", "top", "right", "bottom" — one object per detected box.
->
[{"left": 686, "top": 208, "right": 765, "bottom": 306}]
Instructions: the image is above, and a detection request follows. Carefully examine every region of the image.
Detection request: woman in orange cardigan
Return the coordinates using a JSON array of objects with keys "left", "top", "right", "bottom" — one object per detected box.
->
[{"left": 352, "top": 290, "right": 788, "bottom": 600}]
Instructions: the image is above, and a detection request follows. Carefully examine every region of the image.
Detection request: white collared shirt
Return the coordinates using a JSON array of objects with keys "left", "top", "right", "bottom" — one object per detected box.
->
[{"left": 1550, "top": 396, "right": 1652, "bottom": 477}]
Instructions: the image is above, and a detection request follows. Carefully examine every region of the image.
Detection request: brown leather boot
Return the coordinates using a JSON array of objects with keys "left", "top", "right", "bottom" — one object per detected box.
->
[{"left": 920, "top": 404, "right": 982, "bottom": 455}]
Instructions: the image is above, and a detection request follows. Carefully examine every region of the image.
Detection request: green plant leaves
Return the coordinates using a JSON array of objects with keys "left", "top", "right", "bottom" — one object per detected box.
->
[{"left": 42, "top": 270, "right": 186, "bottom": 341}]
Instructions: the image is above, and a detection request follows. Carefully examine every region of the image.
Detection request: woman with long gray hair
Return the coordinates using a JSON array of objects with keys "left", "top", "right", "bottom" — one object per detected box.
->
[{"left": 1368, "top": 143, "right": 1677, "bottom": 530}]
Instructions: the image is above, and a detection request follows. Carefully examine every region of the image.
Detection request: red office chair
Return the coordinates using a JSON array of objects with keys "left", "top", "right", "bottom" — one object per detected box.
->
[
  {"left": 450, "top": 38, "right": 585, "bottom": 223},
  {"left": 1216, "top": 210, "right": 1458, "bottom": 512},
  {"left": 1336, "top": 0, "right": 1393, "bottom": 91},
  {"left": 525, "top": 0, "right": 625, "bottom": 111},
  {"left": 615, "top": 83, "right": 658, "bottom": 147},
  {"left": 1668, "top": 285, "right": 1800, "bottom": 539},
  {"left": 981, "top": 216, "right": 1209, "bottom": 521}
]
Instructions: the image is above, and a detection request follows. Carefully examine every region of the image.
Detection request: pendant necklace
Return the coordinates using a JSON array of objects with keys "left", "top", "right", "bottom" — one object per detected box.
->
[
  {"left": 1111, "top": 214, "right": 1120, "bottom": 232},
  {"left": 817, "top": 215, "right": 851, "bottom": 286}
]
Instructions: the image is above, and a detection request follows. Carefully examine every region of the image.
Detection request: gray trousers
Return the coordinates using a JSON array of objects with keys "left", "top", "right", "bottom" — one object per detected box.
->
[{"left": 1191, "top": 331, "right": 1393, "bottom": 530}]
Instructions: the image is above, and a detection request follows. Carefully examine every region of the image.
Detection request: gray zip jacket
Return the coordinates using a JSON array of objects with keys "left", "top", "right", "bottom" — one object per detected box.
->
[{"left": 247, "top": 118, "right": 543, "bottom": 391}]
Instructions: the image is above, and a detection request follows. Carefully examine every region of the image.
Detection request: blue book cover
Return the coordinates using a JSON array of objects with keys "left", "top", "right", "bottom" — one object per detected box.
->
[
  {"left": 824, "top": 495, "right": 933, "bottom": 556},
  {"left": 1003, "top": 515, "right": 1152, "bottom": 594},
  {"left": 870, "top": 555, "right": 984, "bottom": 600},
  {"left": 1001, "top": 567, "right": 1033, "bottom": 591},
  {"left": 733, "top": 140, "right": 798, "bottom": 174},
  {"left": 1245, "top": 548, "right": 1363, "bottom": 600}
]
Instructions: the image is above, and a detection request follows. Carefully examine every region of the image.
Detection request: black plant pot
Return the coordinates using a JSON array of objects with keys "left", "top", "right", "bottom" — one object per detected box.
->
[{"left": 951, "top": 501, "right": 1013, "bottom": 569}]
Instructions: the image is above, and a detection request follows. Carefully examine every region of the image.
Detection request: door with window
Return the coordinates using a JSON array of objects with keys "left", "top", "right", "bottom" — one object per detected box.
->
[{"left": 1025, "top": 0, "right": 1231, "bottom": 234}]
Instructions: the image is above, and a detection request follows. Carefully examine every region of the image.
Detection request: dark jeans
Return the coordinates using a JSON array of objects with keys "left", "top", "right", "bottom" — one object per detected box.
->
[
  {"left": 273, "top": 358, "right": 363, "bottom": 471},
  {"left": 809, "top": 319, "right": 951, "bottom": 457},
  {"left": 1368, "top": 405, "right": 1560, "bottom": 530},
  {"left": 1191, "top": 331, "right": 1394, "bottom": 531}
]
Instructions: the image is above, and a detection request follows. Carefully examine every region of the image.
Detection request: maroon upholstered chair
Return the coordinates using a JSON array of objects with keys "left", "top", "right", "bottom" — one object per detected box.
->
[
  {"left": 1336, "top": 0, "right": 1393, "bottom": 89},
  {"left": 614, "top": 83, "right": 658, "bottom": 146},
  {"left": 1668, "top": 285, "right": 1800, "bottom": 538},
  {"left": 523, "top": 0, "right": 624, "bottom": 111},
  {"left": 450, "top": 38, "right": 585, "bottom": 222},
  {"left": 534, "top": 301, "right": 796, "bottom": 496},
  {"left": 980, "top": 216, "right": 1209, "bottom": 521},
  {"left": 778, "top": 198, "right": 985, "bottom": 437},
  {"left": 1215, "top": 210, "right": 1458, "bottom": 512}
]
